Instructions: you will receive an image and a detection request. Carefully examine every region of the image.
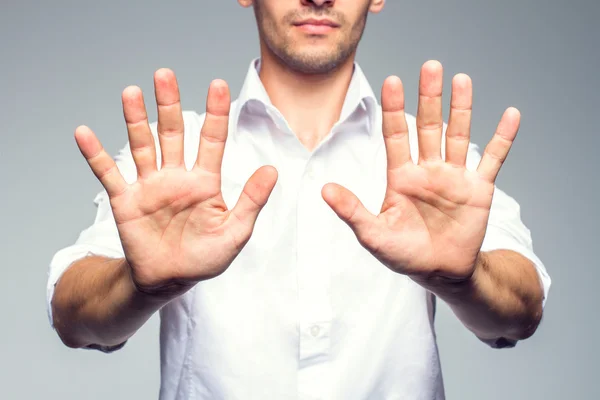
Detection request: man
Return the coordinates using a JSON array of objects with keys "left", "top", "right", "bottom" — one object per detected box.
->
[{"left": 47, "top": 0, "right": 551, "bottom": 399}]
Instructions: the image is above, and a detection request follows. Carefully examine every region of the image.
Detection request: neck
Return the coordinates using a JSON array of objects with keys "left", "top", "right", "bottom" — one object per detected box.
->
[{"left": 258, "top": 47, "right": 356, "bottom": 151}]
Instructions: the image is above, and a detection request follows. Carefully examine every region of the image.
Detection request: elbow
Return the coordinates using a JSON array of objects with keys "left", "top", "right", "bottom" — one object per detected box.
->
[
  {"left": 519, "top": 303, "right": 544, "bottom": 340},
  {"left": 508, "top": 299, "right": 545, "bottom": 342},
  {"left": 58, "top": 333, "right": 87, "bottom": 350},
  {"left": 51, "top": 299, "right": 89, "bottom": 350},
  {"left": 53, "top": 324, "right": 89, "bottom": 349},
  {"left": 519, "top": 282, "right": 546, "bottom": 340},
  {"left": 509, "top": 273, "right": 546, "bottom": 341},
  {"left": 52, "top": 302, "right": 126, "bottom": 352},
  {"left": 52, "top": 314, "right": 88, "bottom": 349}
]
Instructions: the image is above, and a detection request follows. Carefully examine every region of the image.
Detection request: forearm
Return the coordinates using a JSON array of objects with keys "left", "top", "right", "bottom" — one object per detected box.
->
[
  {"left": 420, "top": 249, "right": 544, "bottom": 342},
  {"left": 51, "top": 256, "right": 172, "bottom": 349}
]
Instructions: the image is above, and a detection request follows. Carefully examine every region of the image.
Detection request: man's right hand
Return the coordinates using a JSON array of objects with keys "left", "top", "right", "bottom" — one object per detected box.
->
[{"left": 74, "top": 69, "right": 278, "bottom": 298}]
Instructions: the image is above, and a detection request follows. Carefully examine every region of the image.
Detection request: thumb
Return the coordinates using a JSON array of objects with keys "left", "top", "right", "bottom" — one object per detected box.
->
[
  {"left": 229, "top": 165, "right": 278, "bottom": 236},
  {"left": 322, "top": 183, "right": 379, "bottom": 247}
]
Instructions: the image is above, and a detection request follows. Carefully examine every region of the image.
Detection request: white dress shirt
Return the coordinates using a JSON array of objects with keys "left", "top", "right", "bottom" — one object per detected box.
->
[{"left": 47, "top": 59, "right": 551, "bottom": 400}]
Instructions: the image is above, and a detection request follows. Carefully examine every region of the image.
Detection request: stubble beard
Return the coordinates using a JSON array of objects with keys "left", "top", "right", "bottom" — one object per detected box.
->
[{"left": 253, "top": 2, "right": 370, "bottom": 75}]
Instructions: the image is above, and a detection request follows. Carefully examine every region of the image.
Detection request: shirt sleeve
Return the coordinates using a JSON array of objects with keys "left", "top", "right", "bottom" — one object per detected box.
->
[
  {"left": 46, "top": 139, "right": 138, "bottom": 353},
  {"left": 465, "top": 142, "right": 552, "bottom": 349}
]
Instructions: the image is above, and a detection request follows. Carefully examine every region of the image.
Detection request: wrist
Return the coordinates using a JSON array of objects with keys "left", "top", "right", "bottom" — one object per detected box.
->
[
  {"left": 123, "top": 259, "right": 195, "bottom": 305},
  {"left": 412, "top": 252, "right": 487, "bottom": 303}
]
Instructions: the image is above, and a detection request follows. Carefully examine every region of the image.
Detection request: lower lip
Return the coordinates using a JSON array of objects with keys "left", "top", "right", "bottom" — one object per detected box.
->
[{"left": 295, "top": 24, "right": 336, "bottom": 34}]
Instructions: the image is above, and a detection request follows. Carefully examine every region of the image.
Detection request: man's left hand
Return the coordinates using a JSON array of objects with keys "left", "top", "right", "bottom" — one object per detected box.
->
[{"left": 322, "top": 60, "right": 520, "bottom": 285}]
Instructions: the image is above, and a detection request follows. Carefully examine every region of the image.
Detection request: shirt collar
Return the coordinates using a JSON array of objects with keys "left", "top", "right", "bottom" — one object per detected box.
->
[{"left": 231, "top": 58, "right": 378, "bottom": 137}]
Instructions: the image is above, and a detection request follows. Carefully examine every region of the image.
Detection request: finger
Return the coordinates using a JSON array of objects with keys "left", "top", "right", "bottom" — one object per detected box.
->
[
  {"left": 195, "top": 80, "right": 230, "bottom": 183},
  {"left": 154, "top": 68, "right": 184, "bottom": 168},
  {"left": 228, "top": 166, "right": 278, "bottom": 238},
  {"left": 321, "top": 183, "right": 379, "bottom": 248},
  {"left": 417, "top": 60, "right": 444, "bottom": 163},
  {"left": 477, "top": 107, "right": 521, "bottom": 183},
  {"left": 445, "top": 74, "right": 472, "bottom": 166},
  {"left": 122, "top": 86, "right": 157, "bottom": 179},
  {"left": 75, "top": 125, "right": 128, "bottom": 198},
  {"left": 382, "top": 76, "right": 412, "bottom": 170}
]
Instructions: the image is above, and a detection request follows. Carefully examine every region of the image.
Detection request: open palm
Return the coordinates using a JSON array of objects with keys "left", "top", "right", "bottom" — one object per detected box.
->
[
  {"left": 75, "top": 70, "right": 277, "bottom": 296},
  {"left": 323, "top": 61, "right": 520, "bottom": 282}
]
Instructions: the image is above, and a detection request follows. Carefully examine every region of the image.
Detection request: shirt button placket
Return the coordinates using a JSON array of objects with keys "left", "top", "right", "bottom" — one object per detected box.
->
[
  {"left": 297, "top": 157, "right": 333, "bottom": 400},
  {"left": 310, "top": 325, "right": 320, "bottom": 337}
]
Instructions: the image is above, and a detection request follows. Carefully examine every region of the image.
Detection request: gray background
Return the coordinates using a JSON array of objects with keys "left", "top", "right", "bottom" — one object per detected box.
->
[{"left": 1, "top": 0, "right": 598, "bottom": 399}]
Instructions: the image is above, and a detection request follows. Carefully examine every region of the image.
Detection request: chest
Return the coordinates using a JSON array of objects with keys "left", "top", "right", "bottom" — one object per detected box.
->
[{"left": 221, "top": 126, "right": 388, "bottom": 272}]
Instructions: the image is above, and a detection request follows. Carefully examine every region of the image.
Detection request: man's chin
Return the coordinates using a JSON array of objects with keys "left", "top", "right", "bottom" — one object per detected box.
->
[
  {"left": 288, "top": 60, "right": 340, "bottom": 75},
  {"left": 281, "top": 52, "right": 347, "bottom": 75}
]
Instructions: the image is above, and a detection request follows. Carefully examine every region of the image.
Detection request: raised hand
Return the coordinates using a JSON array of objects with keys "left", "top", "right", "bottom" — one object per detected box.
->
[
  {"left": 75, "top": 69, "right": 278, "bottom": 296},
  {"left": 322, "top": 60, "right": 519, "bottom": 284}
]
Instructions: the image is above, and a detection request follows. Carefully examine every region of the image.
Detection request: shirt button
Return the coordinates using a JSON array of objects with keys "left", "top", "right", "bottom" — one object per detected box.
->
[
  {"left": 306, "top": 165, "right": 316, "bottom": 180},
  {"left": 310, "top": 325, "right": 321, "bottom": 337}
]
